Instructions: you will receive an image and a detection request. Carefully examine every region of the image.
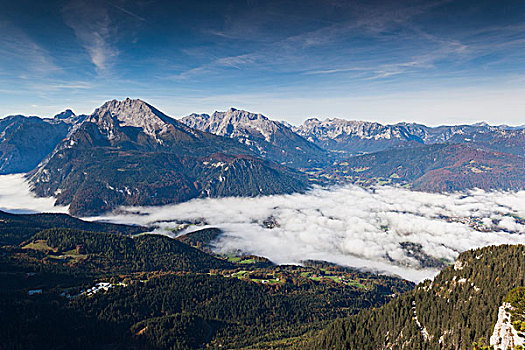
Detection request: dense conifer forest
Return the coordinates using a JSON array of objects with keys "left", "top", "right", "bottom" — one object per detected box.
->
[
  {"left": 0, "top": 210, "right": 412, "bottom": 349},
  {"left": 310, "top": 245, "right": 525, "bottom": 349},
  {"left": 2, "top": 210, "right": 524, "bottom": 349}
]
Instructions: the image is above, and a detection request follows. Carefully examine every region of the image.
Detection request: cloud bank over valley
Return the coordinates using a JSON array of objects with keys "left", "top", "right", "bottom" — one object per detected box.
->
[
  {"left": 96, "top": 185, "right": 525, "bottom": 282},
  {"left": 0, "top": 174, "right": 68, "bottom": 214},
  {"left": 1, "top": 174, "right": 524, "bottom": 281}
]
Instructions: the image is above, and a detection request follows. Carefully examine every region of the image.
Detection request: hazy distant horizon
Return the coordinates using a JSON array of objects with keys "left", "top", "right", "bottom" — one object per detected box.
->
[{"left": 2, "top": 94, "right": 525, "bottom": 128}]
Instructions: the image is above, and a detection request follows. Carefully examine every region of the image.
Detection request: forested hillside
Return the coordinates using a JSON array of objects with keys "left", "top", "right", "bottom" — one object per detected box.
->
[
  {"left": 27, "top": 99, "right": 308, "bottom": 216},
  {"left": 0, "top": 210, "right": 144, "bottom": 245},
  {"left": 310, "top": 244, "right": 525, "bottom": 349},
  {"left": 0, "top": 211, "right": 413, "bottom": 349},
  {"left": 319, "top": 144, "right": 525, "bottom": 192}
]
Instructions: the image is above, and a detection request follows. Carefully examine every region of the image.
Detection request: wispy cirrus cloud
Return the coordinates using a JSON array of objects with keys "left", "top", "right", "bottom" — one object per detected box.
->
[
  {"left": 174, "top": 0, "right": 466, "bottom": 83},
  {"left": 304, "top": 67, "right": 368, "bottom": 75},
  {"left": 0, "top": 20, "right": 58, "bottom": 75},
  {"left": 62, "top": 0, "right": 118, "bottom": 73},
  {"left": 170, "top": 53, "right": 257, "bottom": 80},
  {"left": 26, "top": 80, "right": 95, "bottom": 92}
]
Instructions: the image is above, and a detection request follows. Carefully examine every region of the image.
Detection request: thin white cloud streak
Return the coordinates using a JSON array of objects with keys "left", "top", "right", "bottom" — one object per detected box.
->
[
  {"left": 109, "top": 4, "right": 146, "bottom": 22},
  {"left": 94, "top": 185, "right": 525, "bottom": 282},
  {"left": 62, "top": 0, "right": 117, "bottom": 73},
  {"left": 0, "top": 174, "right": 68, "bottom": 214},
  {"left": 169, "top": 54, "right": 257, "bottom": 81},
  {"left": 0, "top": 20, "right": 58, "bottom": 75}
]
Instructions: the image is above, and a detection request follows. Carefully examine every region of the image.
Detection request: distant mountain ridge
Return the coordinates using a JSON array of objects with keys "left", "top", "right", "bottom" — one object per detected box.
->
[
  {"left": 0, "top": 110, "right": 86, "bottom": 174},
  {"left": 181, "top": 108, "right": 327, "bottom": 168},
  {"left": 322, "top": 143, "right": 525, "bottom": 192},
  {"left": 293, "top": 117, "right": 525, "bottom": 156},
  {"left": 292, "top": 118, "right": 423, "bottom": 155}
]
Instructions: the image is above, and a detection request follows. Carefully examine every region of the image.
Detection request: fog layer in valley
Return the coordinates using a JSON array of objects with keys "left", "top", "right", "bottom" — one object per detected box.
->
[
  {"left": 0, "top": 174, "right": 68, "bottom": 214},
  {"left": 1, "top": 174, "right": 525, "bottom": 282},
  {"left": 96, "top": 185, "right": 525, "bottom": 282}
]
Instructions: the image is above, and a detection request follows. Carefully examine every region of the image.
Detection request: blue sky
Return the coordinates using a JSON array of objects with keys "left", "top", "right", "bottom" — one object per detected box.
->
[{"left": 1, "top": 0, "right": 525, "bottom": 125}]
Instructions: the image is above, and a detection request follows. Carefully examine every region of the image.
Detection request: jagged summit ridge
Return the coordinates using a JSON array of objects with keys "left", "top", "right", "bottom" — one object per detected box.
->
[
  {"left": 183, "top": 107, "right": 274, "bottom": 142},
  {"left": 181, "top": 107, "right": 327, "bottom": 167},
  {"left": 292, "top": 117, "right": 525, "bottom": 156},
  {"left": 294, "top": 117, "right": 419, "bottom": 142},
  {"left": 88, "top": 98, "right": 180, "bottom": 140},
  {"left": 295, "top": 117, "right": 524, "bottom": 143}
]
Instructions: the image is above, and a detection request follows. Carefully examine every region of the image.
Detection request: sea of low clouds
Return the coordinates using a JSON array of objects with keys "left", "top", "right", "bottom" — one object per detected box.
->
[{"left": 1, "top": 174, "right": 525, "bottom": 282}]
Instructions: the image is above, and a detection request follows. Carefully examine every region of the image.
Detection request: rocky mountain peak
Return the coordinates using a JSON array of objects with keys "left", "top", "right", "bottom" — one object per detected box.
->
[
  {"left": 89, "top": 98, "right": 178, "bottom": 140},
  {"left": 294, "top": 117, "right": 393, "bottom": 141},
  {"left": 181, "top": 108, "right": 327, "bottom": 167},
  {"left": 212, "top": 108, "right": 268, "bottom": 122},
  {"left": 183, "top": 108, "right": 274, "bottom": 140},
  {"left": 53, "top": 109, "right": 75, "bottom": 120}
]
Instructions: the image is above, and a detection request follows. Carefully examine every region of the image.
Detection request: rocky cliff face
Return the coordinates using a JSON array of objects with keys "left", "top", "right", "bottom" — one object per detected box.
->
[
  {"left": 292, "top": 118, "right": 423, "bottom": 155},
  {"left": 490, "top": 302, "right": 525, "bottom": 350},
  {"left": 182, "top": 108, "right": 327, "bottom": 168}
]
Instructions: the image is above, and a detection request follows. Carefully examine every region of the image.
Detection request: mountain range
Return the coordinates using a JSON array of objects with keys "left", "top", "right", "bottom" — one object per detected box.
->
[
  {"left": 27, "top": 99, "right": 307, "bottom": 215},
  {"left": 322, "top": 143, "right": 525, "bottom": 192},
  {"left": 0, "top": 98, "right": 524, "bottom": 215},
  {"left": 181, "top": 108, "right": 327, "bottom": 168},
  {"left": 1, "top": 101, "right": 524, "bottom": 348},
  {"left": 293, "top": 117, "right": 525, "bottom": 156},
  {"left": 0, "top": 111, "right": 83, "bottom": 174}
]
